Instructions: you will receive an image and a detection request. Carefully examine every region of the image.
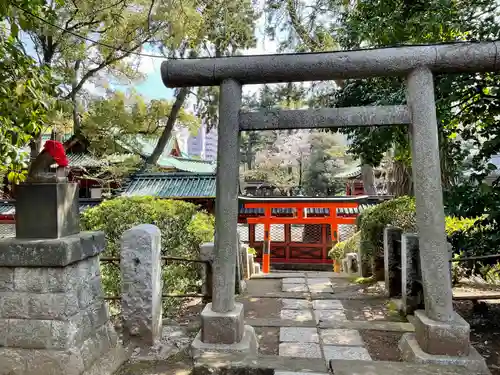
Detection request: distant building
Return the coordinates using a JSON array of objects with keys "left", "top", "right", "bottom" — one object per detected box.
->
[{"left": 175, "top": 123, "right": 218, "bottom": 161}]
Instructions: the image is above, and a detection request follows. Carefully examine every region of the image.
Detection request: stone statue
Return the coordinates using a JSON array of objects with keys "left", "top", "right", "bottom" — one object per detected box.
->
[{"left": 26, "top": 140, "right": 70, "bottom": 183}]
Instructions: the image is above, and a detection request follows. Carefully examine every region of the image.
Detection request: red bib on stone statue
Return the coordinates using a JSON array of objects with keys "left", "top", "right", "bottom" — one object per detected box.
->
[{"left": 44, "top": 140, "right": 69, "bottom": 167}]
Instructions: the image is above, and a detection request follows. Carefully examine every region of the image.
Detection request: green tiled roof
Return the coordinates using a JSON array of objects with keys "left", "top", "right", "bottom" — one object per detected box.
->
[
  {"left": 67, "top": 153, "right": 105, "bottom": 168},
  {"left": 118, "top": 134, "right": 216, "bottom": 173},
  {"left": 117, "top": 134, "right": 176, "bottom": 160},
  {"left": 156, "top": 156, "right": 216, "bottom": 173},
  {"left": 122, "top": 172, "right": 216, "bottom": 198}
]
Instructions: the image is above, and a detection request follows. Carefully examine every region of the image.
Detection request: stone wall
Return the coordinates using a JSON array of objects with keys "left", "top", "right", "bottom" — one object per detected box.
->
[{"left": 0, "top": 232, "right": 124, "bottom": 375}]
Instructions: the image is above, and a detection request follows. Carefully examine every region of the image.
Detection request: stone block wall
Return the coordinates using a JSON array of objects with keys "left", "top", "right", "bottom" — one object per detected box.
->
[{"left": 0, "top": 235, "right": 122, "bottom": 375}]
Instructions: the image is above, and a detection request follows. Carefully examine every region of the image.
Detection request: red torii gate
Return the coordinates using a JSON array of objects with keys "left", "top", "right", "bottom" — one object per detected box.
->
[{"left": 241, "top": 196, "right": 366, "bottom": 273}]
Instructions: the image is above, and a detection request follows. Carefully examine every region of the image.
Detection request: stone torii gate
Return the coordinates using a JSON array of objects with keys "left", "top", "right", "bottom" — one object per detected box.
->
[{"left": 161, "top": 42, "right": 496, "bottom": 370}]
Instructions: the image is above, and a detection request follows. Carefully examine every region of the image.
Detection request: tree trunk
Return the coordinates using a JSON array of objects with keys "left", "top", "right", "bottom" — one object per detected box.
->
[
  {"left": 146, "top": 87, "right": 189, "bottom": 166},
  {"left": 72, "top": 60, "right": 82, "bottom": 136},
  {"left": 388, "top": 159, "right": 413, "bottom": 197},
  {"left": 361, "top": 163, "right": 377, "bottom": 195}
]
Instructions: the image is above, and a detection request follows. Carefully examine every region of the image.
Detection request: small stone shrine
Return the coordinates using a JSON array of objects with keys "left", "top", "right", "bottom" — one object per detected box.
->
[{"left": 0, "top": 142, "right": 125, "bottom": 375}]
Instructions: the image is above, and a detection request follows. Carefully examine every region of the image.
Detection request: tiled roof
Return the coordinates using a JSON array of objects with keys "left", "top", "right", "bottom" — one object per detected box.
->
[
  {"left": 157, "top": 157, "right": 216, "bottom": 173},
  {"left": 117, "top": 135, "right": 216, "bottom": 173},
  {"left": 67, "top": 153, "right": 105, "bottom": 168},
  {"left": 122, "top": 172, "right": 216, "bottom": 198},
  {"left": 117, "top": 134, "right": 176, "bottom": 159},
  {"left": 0, "top": 199, "right": 102, "bottom": 217},
  {"left": 334, "top": 166, "right": 361, "bottom": 179}
]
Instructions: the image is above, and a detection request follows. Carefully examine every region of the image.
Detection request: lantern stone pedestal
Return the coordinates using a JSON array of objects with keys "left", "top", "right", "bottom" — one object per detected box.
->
[{"left": 0, "top": 182, "right": 126, "bottom": 375}]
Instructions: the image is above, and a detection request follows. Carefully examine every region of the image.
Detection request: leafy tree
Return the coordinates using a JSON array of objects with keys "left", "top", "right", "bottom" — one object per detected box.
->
[
  {"left": 148, "top": 0, "right": 259, "bottom": 166},
  {"left": 80, "top": 90, "right": 199, "bottom": 156},
  {"left": 302, "top": 131, "right": 344, "bottom": 196},
  {"left": 0, "top": 2, "right": 57, "bottom": 181}
]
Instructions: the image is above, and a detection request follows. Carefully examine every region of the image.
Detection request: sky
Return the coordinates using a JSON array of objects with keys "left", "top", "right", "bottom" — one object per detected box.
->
[{"left": 118, "top": 0, "right": 279, "bottom": 102}]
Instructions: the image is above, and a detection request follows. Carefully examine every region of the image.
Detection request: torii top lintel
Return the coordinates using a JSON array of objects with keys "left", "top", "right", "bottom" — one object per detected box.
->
[{"left": 161, "top": 42, "right": 500, "bottom": 88}]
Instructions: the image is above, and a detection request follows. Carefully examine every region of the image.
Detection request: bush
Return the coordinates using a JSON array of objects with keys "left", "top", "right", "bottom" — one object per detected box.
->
[
  {"left": 329, "top": 231, "right": 361, "bottom": 261},
  {"left": 357, "top": 196, "right": 484, "bottom": 279},
  {"left": 81, "top": 196, "right": 214, "bottom": 314},
  {"left": 358, "top": 196, "right": 416, "bottom": 261}
]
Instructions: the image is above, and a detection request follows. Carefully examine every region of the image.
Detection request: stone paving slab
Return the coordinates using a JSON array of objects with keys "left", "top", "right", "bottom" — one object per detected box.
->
[
  {"left": 318, "top": 320, "right": 414, "bottom": 332},
  {"left": 312, "top": 300, "right": 343, "bottom": 310},
  {"left": 305, "top": 272, "right": 347, "bottom": 278},
  {"left": 193, "top": 352, "right": 328, "bottom": 373},
  {"left": 320, "top": 329, "right": 364, "bottom": 346},
  {"left": 281, "top": 309, "right": 314, "bottom": 321},
  {"left": 328, "top": 359, "right": 474, "bottom": 375},
  {"left": 279, "top": 343, "right": 322, "bottom": 358},
  {"left": 280, "top": 327, "right": 319, "bottom": 343},
  {"left": 252, "top": 273, "right": 306, "bottom": 279},
  {"left": 282, "top": 299, "right": 311, "bottom": 310},
  {"left": 323, "top": 345, "right": 372, "bottom": 361},
  {"left": 245, "top": 318, "right": 414, "bottom": 332},
  {"left": 275, "top": 372, "right": 327, "bottom": 375},
  {"left": 309, "top": 286, "right": 333, "bottom": 293},
  {"left": 283, "top": 284, "right": 308, "bottom": 292},
  {"left": 314, "top": 310, "right": 347, "bottom": 323},
  {"left": 248, "top": 292, "right": 309, "bottom": 299},
  {"left": 283, "top": 278, "right": 307, "bottom": 284},
  {"left": 307, "top": 278, "right": 332, "bottom": 285},
  {"left": 310, "top": 294, "right": 381, "bottom": 300}
]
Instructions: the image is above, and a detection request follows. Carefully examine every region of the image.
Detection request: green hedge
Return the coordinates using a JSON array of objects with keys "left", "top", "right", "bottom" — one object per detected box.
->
[
  {"left": 328, "top": 231, "right": 360, "bottom": 261},
  {"left": 332, "top": 196, "right": 482, "bottom": 278},
  {"left": 358, "top": 196, "right": 416, "bottom": 261},
  {"left": 81, "top": 196, "right": 214, "bottom": 313}
]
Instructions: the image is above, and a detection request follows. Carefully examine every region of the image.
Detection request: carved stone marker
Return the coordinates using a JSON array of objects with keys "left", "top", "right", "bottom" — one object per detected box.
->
[
  {"left": 121, "top": 224, "right": 163, "bottom": 346},
  {"left": 400, "top": 233, "right": 422, "bottom": 315},
  {"left": 383, "top": 226, "right": 403, "bottom": 297},
  {"left": 0, "top": 183, "right": 125, "bottom": 375},
  {"left": 240, "top": 244, "right": 250, "bottom": 279}
]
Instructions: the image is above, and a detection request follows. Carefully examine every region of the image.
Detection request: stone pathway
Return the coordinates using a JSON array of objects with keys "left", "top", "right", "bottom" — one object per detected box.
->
[{"left": 279, "top": 274, "right": 372, "bottom": 366}]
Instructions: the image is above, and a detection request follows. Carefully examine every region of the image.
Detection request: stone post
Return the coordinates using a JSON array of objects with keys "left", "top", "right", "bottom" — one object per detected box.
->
[
  {"left": 191, "top": 79, "right": 258, "bottom": 357},
  {"left": 406, "top": 66, "right": 453, "bottom": 322},
  {"left": 241, "top": 244, "right": 250, "bottom": 279},
  {"left": 199, "top": 243, "right": 214, "bottom": 300},
  {"left": 248, "top": 253, "right": 255, "bottom": 278},
  {"left": 399, "top": 67, "right": 489, "bottom": 373},
  {"left": 235, "top": 238, "right": 246, "bottom": 294},
  {"left": 0, "top": 182, "right": 125, "bottom": 375},
  {"left": 400, "top": 233, "right": 422, "bottom": 315},
  {"left": 383, "top": 226, "right": 403, "bottom": 297},
  {"left": 121, "top": 224, "right": 162, "bottom": 346}
]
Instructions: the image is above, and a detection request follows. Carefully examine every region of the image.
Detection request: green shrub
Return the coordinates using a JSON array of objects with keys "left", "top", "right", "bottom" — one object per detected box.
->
[
  {"left": 81, "top": 196, "right": 214, "bottom": 314},
  {"left": 328, "top": 231, "right": 361, "bottom": 261},
  {"left": 358, "top": 196, "right": 416, "bottom": 261},
  {"left": 357, "top": 196, "right": 483, "bottom": 279}
]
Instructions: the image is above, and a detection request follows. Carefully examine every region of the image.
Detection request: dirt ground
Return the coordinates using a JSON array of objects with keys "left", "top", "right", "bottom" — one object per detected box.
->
[
  {"left": 360, "top": 330, "right": 403, "bottom": 361},
  {"left": 454, "top": 300, "right": 500, "bottom": 375},
  {"left": 150, "top": 277, "right": 500, "bottom": 375},
  {"left": 342, "top": 299, "right": 407, "bottom": 323}
]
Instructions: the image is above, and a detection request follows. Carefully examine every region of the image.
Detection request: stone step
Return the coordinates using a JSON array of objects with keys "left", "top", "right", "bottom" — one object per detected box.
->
[
  {"left": 193, "top": 352, "right": 327, "bottom": 375},
  {"left": 329, "top": 359, "right": 477, "bottom": 375}
]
